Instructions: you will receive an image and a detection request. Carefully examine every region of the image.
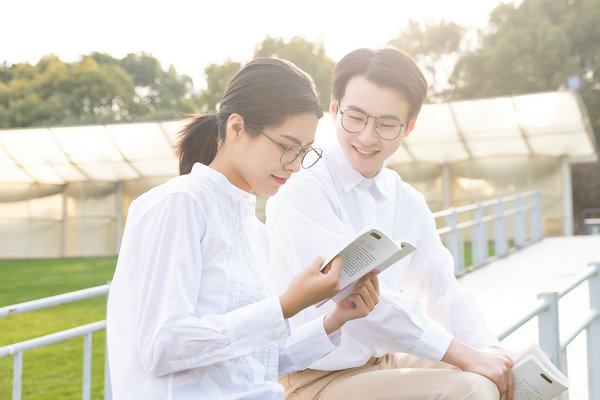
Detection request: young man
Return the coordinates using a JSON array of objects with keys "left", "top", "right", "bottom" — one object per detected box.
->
[{"left": 265, "top": 48, "right": 514, "bottom": 400}]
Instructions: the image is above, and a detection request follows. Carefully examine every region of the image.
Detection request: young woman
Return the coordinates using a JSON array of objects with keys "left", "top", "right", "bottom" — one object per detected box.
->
[{"left": 106, "top": 58, "right": 379, "bottom": 400}]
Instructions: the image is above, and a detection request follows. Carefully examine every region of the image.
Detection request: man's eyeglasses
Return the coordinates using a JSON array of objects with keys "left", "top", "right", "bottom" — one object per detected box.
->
[
  {"left": 258, "top": 129, "right": 323, "bottom": 169},
  {"left": 338, "top": 102, "right": 406, "bottom": 141}
]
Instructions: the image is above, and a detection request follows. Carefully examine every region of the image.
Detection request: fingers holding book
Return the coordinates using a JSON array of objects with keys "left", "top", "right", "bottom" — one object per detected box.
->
[{"left": 323, "top": 272, "right": 380, "bottom": 334}]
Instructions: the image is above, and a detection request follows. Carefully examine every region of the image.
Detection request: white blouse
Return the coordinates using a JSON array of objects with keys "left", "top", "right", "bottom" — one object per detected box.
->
[
  {"left": 107, "top": 163, "right": 339, "bottom": 399},
  {"left": 265, "top": 143, "right": 499, "bottom": 371}
]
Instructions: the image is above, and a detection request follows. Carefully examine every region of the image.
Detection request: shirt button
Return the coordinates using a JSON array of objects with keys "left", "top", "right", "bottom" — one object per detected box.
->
[
  {"left": 306, "top": 359, "right": 313, "bottom": 364},
  {"left": 271, "top": 333, "right": 279, "bottom": 340}
]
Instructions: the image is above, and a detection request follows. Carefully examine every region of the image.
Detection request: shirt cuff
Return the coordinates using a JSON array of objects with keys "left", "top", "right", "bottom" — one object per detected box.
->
[
  {"left": 284, "top": 315, "right": 340, "bottom": 368},
  {"left": 227, "top": 295, "right": 289, "bottom": 347},
  {"left": 411, "top": 320, "right": 454, "bottom": 361}
]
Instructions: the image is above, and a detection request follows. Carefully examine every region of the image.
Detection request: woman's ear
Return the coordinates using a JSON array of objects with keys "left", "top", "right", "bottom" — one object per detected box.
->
[
  {"left": 226, "top": 113, "right": 245, "bottom": 142},
  {"left": 404, "top": 115, "right": 418, "bottom": 138}
]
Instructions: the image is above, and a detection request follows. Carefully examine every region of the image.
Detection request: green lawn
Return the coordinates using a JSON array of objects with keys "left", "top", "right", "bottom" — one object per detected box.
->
[{"left": 0, "top": 258, "right": 117, "bottom": 400}]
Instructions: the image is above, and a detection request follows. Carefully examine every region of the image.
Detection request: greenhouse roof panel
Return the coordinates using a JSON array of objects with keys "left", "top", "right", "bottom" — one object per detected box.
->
[{"left": 0, "top": 90, "right": 596, "bottom": 183}]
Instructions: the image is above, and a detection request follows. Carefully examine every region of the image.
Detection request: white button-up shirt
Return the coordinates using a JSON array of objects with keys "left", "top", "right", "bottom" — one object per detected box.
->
[
  {"left": 107, "top": 163, "right": 339, "bottom": 399},
  {"left": 265, "top": 143, "right": 498, "bottom": 371}
]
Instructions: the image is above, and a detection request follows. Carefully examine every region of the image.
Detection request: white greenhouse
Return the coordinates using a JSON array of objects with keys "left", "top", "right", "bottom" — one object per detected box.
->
[{"left": 0, "top": 90, "right": 597, "bottom": 259}]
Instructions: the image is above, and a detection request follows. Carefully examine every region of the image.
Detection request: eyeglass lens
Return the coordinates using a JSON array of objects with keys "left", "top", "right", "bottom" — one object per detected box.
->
[
  {"left": 281, "top": 145, "right": 322, "bottom": 168},
  {"left": 341, "top": 109, "right": 403, "bottom": 140}
]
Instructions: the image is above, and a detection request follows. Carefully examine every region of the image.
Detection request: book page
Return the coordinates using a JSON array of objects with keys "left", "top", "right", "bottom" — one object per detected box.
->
[
  {"left": 513, "top": 355, "right": 567, "bottom": 400},
  {"left": 335, "top": 230, "right": 398, "bottom": 288},
  {"left": 513, "top": 344, "right": 568, "bottom": 387},
  {"left": 317, "top": 229, "right": 415, "bottom": 306}
]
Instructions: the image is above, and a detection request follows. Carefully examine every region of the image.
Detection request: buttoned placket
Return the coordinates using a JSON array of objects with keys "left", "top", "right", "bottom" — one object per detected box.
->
[{"left": 356, "top": 180, "right": 377, "bottom": 228}]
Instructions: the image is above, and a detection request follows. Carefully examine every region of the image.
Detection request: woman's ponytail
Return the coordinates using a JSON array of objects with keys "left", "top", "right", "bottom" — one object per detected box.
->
[{"left": 176, "top": 114, "right": 219, "bottom": 175}]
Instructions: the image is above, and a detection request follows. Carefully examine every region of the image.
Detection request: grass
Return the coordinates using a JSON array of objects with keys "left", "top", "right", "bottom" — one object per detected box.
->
[
  {"left": 455, "top": 241, "right": 517, "bottom": 271},
  {"left": 0, "top": 258, "right": 116, "bottom": 400}
]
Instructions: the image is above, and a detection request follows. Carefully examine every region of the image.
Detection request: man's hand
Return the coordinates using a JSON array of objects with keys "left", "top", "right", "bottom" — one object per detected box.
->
[{"left": 442, "top": 340, "right": 514, "bottom": 400}]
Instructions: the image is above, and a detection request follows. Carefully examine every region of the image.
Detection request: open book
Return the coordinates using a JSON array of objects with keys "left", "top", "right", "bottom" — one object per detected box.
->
[
  {"left": 512, "top": 343, "right": 568, "bottom": 400},
  {"left": 317, "top": 228, "right": 416, "bottom": 307}
]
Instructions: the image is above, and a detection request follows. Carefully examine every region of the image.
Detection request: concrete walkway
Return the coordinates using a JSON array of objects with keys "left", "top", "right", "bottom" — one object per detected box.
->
[{"left": 458, "top": 235, "right": 600, "bottom": 400}]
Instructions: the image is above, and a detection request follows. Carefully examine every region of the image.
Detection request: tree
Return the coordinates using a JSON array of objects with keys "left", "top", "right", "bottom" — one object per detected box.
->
[
  {"left": 254, "top": 36, "right": 335, "bottom": 109},
  {"left": 116, "top": 52, "right": 199, "bottom": 120},
  {"left": 389, "top": 19, "right": 465, "bottom": 102},
  {"left": 0, "top": 53, "right": 202, "bottom": 128},
  {"left": 197, "top": 60, "right": 241, "bottom": 113}
]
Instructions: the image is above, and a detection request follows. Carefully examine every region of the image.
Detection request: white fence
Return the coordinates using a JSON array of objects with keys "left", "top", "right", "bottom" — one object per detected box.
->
[
  {"left": 0, "top": 285, "right": 111, "bottom": 400},
  {"left": 434, "top": 191, "right": 542, "bottom": 276}
]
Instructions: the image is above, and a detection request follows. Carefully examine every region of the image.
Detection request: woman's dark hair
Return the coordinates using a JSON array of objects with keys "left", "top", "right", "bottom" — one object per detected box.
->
[
  {"left": 331, "top": 48, "right": 428, "bottom": 119},
  {"left": 177, "top": 58, "right": 323, "bottom": 175}
]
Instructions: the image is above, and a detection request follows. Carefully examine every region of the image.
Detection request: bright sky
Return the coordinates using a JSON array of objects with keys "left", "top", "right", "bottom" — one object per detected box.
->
[{"left": 4, "top": 0, "right": 514, "bottom": 89}]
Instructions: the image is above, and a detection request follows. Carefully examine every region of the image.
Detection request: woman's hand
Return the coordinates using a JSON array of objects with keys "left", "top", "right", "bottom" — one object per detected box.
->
[
  {"left": 279, "top": 255, "right": 343, "bottom": 319},
  {"left": 323, "top": 272, "right": 380, "bottom": 334}
]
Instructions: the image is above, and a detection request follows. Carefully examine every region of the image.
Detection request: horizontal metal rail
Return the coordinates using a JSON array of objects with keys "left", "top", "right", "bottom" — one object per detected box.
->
[
  {"left": 0, "top": 321, "right": 106, "bottom": 358},
  {"left": 0, "top": 284, "right": 110, "bottom": 319},
  {"left": 497, "top": 298, "right": 550, "bottom": 341}
]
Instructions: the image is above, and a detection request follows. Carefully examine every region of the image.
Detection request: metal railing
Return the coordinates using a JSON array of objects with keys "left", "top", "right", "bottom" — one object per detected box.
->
[
  {"left": 434, "top": 191, "right": 542, "bottom": 276},
  {"left": 497, "top": 262, "right": 600, "bottom": 400},
  {"left": 3, "top": 264, "right": 596, "bottom": 399},
  {"left": 0, "top": 284, "right": 111, "bottom": 400}
]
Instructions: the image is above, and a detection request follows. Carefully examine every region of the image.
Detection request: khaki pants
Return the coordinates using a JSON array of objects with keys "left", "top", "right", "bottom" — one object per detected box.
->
[{"left": 280, "top": 353, "right": 500, "bottom": 400}]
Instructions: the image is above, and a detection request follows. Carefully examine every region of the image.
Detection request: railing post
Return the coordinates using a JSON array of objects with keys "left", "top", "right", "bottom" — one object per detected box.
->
[
  {"left": 495, "top": 199, "right": 506, "bottom": 257},
  {"left": 588, "top": 264, "right": 600, "bottom": 400},
  {"left": 105, "top": 281, "right": 112, "bottom": 400},
  {"left": 82, "top": 333, "right": 92, "bottom": 400},
  {"left": 13, "top": 351, "right": 22, "bottom": 400},
  {"left": 458, "top": 229, "right": 465, "bottom": 273},
  {"left": 473, "top": 203, "right": 485, "bottom": 266},
  {"left": 515, "top": 194, "right": 525, "bottom": 247},
  {"left": 532, "top": 191, "right": 542, "bottom": 241},
  {"left": 446, "top": 209, "right": 460, "bottom": 275},
  {"left": 537, "top": 292, "right": 561, "bottom": 368}
]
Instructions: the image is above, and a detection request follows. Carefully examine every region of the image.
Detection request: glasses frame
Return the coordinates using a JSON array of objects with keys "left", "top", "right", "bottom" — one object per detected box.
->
[
  {"left": 257, "top": 129, "right": 323, "bottom": 169},
  {"left": 337, "top": 102, "right": 407, "bottom": 141}
]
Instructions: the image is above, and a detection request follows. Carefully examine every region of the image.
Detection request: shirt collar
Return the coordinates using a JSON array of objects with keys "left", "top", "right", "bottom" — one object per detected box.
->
[
  {"left": 190, "top": 162, "right": 257, "bottom": 206},
  {"left": 326, "top": 144, "right": 390, "bottom": 200}
]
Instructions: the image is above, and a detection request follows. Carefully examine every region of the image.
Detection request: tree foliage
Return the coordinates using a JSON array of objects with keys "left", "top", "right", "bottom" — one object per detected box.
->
[
  {"left": 254, "top": 36, "right": 335, "bottom": 109},
  {"left": 195, "top": 36, "right": 336, "bottom": 114},
  {"left": 389, "top": 19, "right": 465, "bottom": 102},
  {"left": 0, "top": 53, "right": 200, "bottom": 128},
  {"left": 449, "top": 0, "right": 600, "bottom": 140},
  {"left": 196, "top": 60, "right": 241, "bottom": 113}
]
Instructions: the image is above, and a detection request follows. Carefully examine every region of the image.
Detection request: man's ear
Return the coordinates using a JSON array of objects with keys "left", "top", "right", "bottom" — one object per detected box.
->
[
  {"left": 404, "top": 115, "right": 418, "bottom": 138},
  {"left": 226, "top": 113, "right": 245, "bottom": 142},
  {"left": 329, "top": 96, "right": 338, "bottom": 121}
]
